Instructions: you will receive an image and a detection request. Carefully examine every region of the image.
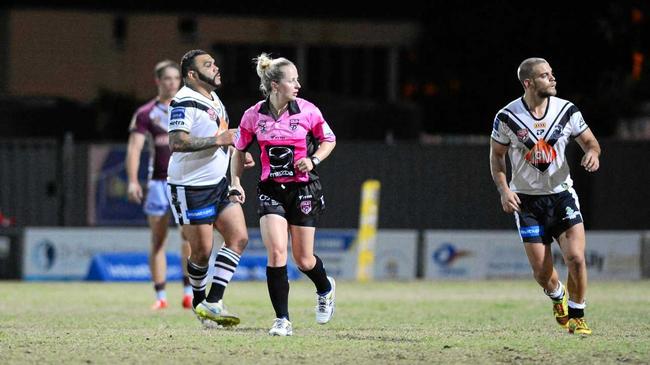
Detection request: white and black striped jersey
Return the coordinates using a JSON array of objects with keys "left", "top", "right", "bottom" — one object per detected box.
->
[
  {"left": 491, "top": 96, "right": 589, "bottom": 195},
  {"left": 167, "top": 86, "right": 230, "bottom": 186}
]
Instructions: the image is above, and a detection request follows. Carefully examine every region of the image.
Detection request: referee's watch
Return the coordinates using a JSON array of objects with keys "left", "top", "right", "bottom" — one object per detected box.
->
[{"left": 310, "top": 156, "right": 321, "bottom": 166}]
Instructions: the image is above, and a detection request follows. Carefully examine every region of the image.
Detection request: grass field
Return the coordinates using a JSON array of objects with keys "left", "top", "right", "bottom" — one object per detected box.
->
[{"left": 1, "top": 280, "right": 649, "bottom": 364}]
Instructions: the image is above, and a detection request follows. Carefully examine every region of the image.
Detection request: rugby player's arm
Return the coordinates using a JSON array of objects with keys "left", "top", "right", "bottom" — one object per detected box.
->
[
  {"left": 230, "top": 148, "right": 246, "bottom": 186},
  {"left": 229, "top": 148, "right": 247, "bottom": 204},
  {"left": 575, "top": 128, "right": 601, "bottom": 172},
  {"left": 169, "top": 130, "right": 231, "bottom": 152},
  {"left": 228, "top": 146, "right": 255, "bottom": 169},
  {"left": 490, "top": 139, "right": 520, "bottom": 213},
  {"left": 125, "top": 131, "right": 146, "bottom": 203},
  {"left": 489, "top": 139, "right": 510, "bottom": 194}
]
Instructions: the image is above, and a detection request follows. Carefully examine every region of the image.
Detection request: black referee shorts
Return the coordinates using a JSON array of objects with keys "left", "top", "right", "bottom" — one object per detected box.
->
[{"left": 257, "top": 179, "right": 325, "bottom": 227}]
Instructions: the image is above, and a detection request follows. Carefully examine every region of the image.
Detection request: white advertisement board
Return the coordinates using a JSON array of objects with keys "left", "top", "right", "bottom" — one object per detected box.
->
[
  {"left": 424, "top": 230, "right": 528, "bottom": 279},
  {"left": 551, "top": 232, "right": 642, "bottom": 280},
  {"left": 424, "top": 230, "right": 642, "bottom": 280},
  {"left": 373, "top": 230, "right": 418, "bottom": 280}
]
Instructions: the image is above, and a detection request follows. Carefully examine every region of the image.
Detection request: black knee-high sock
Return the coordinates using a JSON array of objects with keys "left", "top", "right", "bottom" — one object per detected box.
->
[
  {"left": 299, "top": 255, "right": 331, "bottom": 295},
  {"left": 266, "top": 266, "right": 290, "bottom": 320},
  {"left": 187, "top": 260, "right": 208, "bottom": 308}
]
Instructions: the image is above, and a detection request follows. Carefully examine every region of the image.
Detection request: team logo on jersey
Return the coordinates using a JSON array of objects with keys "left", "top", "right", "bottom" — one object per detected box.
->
[
  {"left": 257, "top": 120, "right": 267, "bottom": 133},
  {"left": 207, "top": 108, "right": 218, "bottom": 121},
  {"left": 551, "top": 124, "right": 564, "bottom": 139},
  {"left": 289, "top": 119, "right": 299, "bottom": 131},
  {"left": 300, "top": 200, "right": 312, "bottom": 214},
  {"left": 516, "top": 129, "right": 529, "bottom": 142},
  {"left": 524, "top": 139, "right": 557, "bottom": 172},
  {"left": 170, "top": 107, "right": 185, "bottom": 120}
]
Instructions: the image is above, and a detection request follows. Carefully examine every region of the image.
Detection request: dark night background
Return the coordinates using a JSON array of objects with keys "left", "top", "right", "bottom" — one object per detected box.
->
[
  {"left": 2, "top": 0, "right": 649, "bottom": 141},
  {"left": 0, "top": 1, "right": 649, "bottom": 230}
]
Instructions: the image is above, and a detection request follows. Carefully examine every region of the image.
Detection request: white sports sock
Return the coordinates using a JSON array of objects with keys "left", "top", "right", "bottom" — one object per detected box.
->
[{"left": 568, "top": 300, "right": 586, "bottom": 309}]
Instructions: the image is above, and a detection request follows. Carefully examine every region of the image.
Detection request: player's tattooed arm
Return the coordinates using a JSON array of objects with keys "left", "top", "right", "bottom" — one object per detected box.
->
[
  {"left": 169, "top": 130, "right": 235, "bottom": 152},
  {"left": 169, "top": 131, "right": 217, "bottom": 152}
]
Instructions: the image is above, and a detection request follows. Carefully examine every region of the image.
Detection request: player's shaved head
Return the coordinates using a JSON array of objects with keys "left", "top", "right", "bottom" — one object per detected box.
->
[{"left": 517, "top": 58, "right": 548, "bottom": 85}]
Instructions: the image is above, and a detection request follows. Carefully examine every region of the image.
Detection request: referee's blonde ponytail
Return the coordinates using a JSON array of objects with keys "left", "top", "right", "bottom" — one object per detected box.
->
[{"left": 254, "top": 53, "right": 294, "bottom": 97}]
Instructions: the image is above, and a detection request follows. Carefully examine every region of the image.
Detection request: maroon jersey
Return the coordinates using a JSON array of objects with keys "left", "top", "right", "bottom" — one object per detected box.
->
[{"left": 129, "top": 99, "right": 171, "bottom": 180}]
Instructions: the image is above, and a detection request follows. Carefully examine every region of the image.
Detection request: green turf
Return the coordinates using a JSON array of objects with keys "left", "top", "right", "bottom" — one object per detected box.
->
[{"left": 1, "top": 280, "right": 649, "bottom": 364}]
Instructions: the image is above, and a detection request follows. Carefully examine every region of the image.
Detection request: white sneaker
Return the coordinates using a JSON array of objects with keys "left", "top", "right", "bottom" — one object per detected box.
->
[
  {"left": 268, "top": 318, "right": 293, "bottom": 336},
  {"left": 194, "top": 299, "right": 240, "bottom": 327},
  {"left": 315, "top": 276, "right": 336, "bottom": 324}
]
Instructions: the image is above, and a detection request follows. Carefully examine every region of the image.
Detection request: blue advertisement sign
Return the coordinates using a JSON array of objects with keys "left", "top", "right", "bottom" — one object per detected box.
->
[
  {"left": 84, "top": 253, "right": 301, "bottom": 282},
  {"left": 85, "top": 252, "right": 183, "bottom": 282}
]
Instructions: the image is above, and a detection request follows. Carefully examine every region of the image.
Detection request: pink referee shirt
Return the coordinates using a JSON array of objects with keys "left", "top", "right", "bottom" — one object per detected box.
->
[{"left": 235, "top": 98, "right": 335, "bottom": 183}]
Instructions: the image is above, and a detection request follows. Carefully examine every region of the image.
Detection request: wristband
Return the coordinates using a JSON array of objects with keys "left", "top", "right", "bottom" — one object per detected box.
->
[
  {"left": 310, "top": 156, "right": 321, "bottom": 166},
  {"left": 227, "top": 186, "right": 242, "bottom": 197}
]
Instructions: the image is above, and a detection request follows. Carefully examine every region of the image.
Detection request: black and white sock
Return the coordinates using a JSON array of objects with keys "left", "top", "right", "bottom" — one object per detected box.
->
[
  {"left": 267, "top": 266, "right": 290, "bottom": 320},
  {"left": 187, "top": 259, "right": 209, "bottom": 308},
  {"left": 544, "top": 281, "right": 564, "bottom": 301},
  {"left": 300, "top": 255, "right": 331, "bottom": 295},
  {"left": 568, "top": 300, "right": 586, "bottom": 318},
  {"left": 206, "top": 247, "right": 241, "bottom": 303}
]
